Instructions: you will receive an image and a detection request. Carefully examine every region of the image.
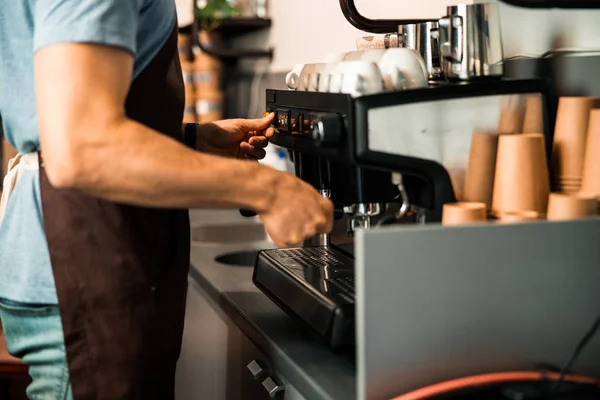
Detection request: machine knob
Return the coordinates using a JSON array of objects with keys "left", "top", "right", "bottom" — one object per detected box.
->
[
  {"left": 247, "top": 359, "right": 268, "bottom": 381},
  {"left": 261, "top": 376, "right": 285, "bottom": 398},
  {"left": 311, "top": 114, "right": 344, "bottom": 146}
]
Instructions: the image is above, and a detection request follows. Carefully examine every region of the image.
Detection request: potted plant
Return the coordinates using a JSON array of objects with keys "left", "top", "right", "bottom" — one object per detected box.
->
[{"left": 196, "top": 0, "right": 241, "bottom": 31}]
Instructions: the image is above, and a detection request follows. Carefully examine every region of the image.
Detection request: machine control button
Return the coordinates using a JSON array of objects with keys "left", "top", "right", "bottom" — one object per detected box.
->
[
  {"left": 261, "top": 377, "right": 285, "bottom": 398},
  {"left": 247, "top": 359, "right": 268, "bottom": 381},
  {"left": 311, "top": 113, "right": 344, "bottom": 146}
]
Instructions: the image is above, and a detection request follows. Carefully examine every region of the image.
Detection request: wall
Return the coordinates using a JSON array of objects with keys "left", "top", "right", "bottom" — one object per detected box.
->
[
  {"left": 237, "top": 0, "right": 466, "bottom": 72},
  {"left": 481, "top": 0, "right": 600, "bottom": 59},
  {"left": 234, "top": 0, "right": 600, "bottom": 73},
  {"left": 215, "top": 1, "right": 600, "bottom": 120}
]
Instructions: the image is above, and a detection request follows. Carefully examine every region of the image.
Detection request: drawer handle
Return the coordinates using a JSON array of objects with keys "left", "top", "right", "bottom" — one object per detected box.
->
[
  {"left": 262, "top": 376, "right": 285, "bottom": 398},
  {"left": 247, "top": 359, "right": 268, "bottom": 381}
]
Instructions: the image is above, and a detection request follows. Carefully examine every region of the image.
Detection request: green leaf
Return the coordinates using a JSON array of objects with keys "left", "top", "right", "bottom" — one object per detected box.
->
[{"left": 196, "top": 0, "right": 241, "bottom": 19}]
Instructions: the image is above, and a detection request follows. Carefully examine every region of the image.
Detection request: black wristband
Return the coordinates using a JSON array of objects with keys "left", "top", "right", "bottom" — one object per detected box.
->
[{"left": 184, "top": 123, "right": 198, "bottom": 149}]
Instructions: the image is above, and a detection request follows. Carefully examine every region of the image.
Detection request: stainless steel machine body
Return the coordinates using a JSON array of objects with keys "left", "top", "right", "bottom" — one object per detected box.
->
[{"left": 253, "top": 2, "right": 600, "bottom": 399}]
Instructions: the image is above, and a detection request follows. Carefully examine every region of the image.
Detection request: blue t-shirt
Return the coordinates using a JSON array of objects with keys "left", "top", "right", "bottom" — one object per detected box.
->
[{"left": 0, "top": 0, "right": 177, "bottom": 304}]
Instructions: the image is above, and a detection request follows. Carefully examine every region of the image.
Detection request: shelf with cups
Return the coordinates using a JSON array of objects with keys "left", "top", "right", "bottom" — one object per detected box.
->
[
  {"left": 443, "top": 93, "right": 600, "bottom": 226},
  {"left": 177, "top": 17, "right": 272, "bottom": 123},
  {"left": 178, "top": 17, "right": 273, "bottom": 63},
  {"left": 195, "top": 17, "right": 271, "bottom": 38}
]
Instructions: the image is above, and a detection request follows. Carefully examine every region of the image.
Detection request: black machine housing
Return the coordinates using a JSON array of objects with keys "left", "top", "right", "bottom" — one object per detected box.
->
[
  {"left": 265, "top": 78, "right": 554, "bottom": 222},
  {"left": 254, "top": 79, "right": 555, "bottom": 352}
]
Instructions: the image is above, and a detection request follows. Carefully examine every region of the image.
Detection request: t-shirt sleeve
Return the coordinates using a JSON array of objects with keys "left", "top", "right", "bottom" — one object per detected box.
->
[{"left": 33, "top": 0, "right": 141, "bottom": 56}]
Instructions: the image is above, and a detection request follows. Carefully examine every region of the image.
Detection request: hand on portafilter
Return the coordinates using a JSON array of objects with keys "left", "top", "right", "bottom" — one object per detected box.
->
[{"left": 258, "top": 172, "right": 334, "bottom": 247}]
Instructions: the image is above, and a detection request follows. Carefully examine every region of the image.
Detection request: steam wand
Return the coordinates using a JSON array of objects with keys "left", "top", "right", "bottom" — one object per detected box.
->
[{"left": 376, "top": 172, "right": 421, "bottom": 227}]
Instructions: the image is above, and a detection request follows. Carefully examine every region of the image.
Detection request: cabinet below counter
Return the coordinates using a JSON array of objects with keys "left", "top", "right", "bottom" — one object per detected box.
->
[{"left": 175, "top": 211, "right": 355, "bottom": 400}]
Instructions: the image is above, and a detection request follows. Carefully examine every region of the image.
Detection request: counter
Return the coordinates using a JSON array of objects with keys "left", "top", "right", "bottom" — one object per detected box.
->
[{"left": 178, "top": 210, "right": 355, "bottom": 400}]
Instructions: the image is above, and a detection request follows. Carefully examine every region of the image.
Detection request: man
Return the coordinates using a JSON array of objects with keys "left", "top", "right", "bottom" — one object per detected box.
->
[{"left": 0, "top": 0, "right": 333, "bottom": 399}]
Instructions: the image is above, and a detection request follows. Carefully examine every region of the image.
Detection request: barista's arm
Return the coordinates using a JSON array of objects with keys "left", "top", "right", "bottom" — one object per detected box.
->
[
  {"left": 32, "top": 0, "right": 333, "bottom": 246},
  {"left": 182, "top": 119, "right": 274, "bottom": 160},
  {"left": 35, "top": 43, "right": 278, "bottom": 212}
]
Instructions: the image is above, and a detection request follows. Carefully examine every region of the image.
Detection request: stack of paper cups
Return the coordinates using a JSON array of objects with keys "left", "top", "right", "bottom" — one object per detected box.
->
[
  {"left": 194, "top": 31, "right": 221, "bottom": 93},
  {"left": 194, "top": 31, "right": 222, "bottom": 123},
  {"left": 580, "top": 109, "right": 600, "bottom": 214},
  {"left": 551, "top": 97, "right": 600, "bottom": 193},
  {"left": 463, "top": 132, "right": 499, "bottom": 210},
  {"left": 497, "top": 95, "right": 525, "bottom": 134},
  {"left": 522, "top": 94, "right": 544, "bottom": 134},
  {"left": 196, "top": 90, "right": 223, "bottom": 123},
  {"left": 181, "top": 61, "right": 196, "bottom": 123},
  {"left": 178, "top": 33, "right": 192, "bottom": 64},
  {"left": 546, "top": 192, "right": 597, "bottom": 221},
  {"left": 442, "top": 202, "right": 487, "bottom": 226},
  {"left": 492, "top": 133, "right": 550, "bottom": 216}
]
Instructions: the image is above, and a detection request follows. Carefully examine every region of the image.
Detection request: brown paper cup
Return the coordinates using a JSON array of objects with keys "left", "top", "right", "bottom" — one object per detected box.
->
[
  {"left": 497, "top": 95, "right": 525, "bottom": 134},
  {"left": 495, "top": 210, "right": 540, "bottom": 223},
  {"left": 492, "top": 133, "right": 550, "bottom": 214},
  {"left": 551, "top": 178, "right": 582, "bottom": 183},
  {"left": 546, "top": 192, "right": 597, "bottom": 221},
  {"left": 551, "top": 97, "right": 600, "bottom": 179},
  {"left": 552, "top": 180, "right": 582, "bottom": 189},
  {"left": 442, "top": 202, "right": 487, "bottom": 226},
  {"left": 463, "top": 132, "right": 499, "bottom": 208},
  {"left": 581, "top": 109, "right": 600, "bottom": 196},
  {"left": 194, "top": 52, "right": 221, "bottom": 72},
  {"left": 181, "top": 61, "right": 194, "bottom": 85},
  {"left": 196, "top": 90, "right": 224, "bottom": 123},
  {"left": 554, "top": 187, "right": 580, "bottom": 193},
  {"left": 194, "top": 69, "right": 220, "bottom": 93},
  {"left": 183, "top": 111, "right": 197, "bottom": 123},
  {"left": 178, "top": 33, "right": 191, "bottom": 48},
  {"left": 178, "top": 34, "right": 192, "bottom": 60},
  {"left": 522, "top": 94, "right": 544, "bottom": 134}
]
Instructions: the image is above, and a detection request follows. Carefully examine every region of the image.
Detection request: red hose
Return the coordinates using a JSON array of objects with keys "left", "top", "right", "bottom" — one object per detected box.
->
[{"left": 391, "top": 371, "right": 600, "bottom": 400}]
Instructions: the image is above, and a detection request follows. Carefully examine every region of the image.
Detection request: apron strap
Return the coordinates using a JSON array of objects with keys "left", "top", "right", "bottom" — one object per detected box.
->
[{"left": 0, "top": 152, "right": 39, "bottom": 223}]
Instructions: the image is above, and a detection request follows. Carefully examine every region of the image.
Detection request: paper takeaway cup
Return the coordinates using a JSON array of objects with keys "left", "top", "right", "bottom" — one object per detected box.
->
[
  {"left": 181, "top": 61, "right": 194, "bottom": 85},
  {"left": 442, "top": 202, "right": 487, "bottom": 226},
  {"left": 522, "top": 94, "right": 544, "bottom": 134},
  {"left": 495, "top": 210, "right": 540, "bottom": 223},
  {"left": 463, "top": 132, "right": 499, "bottom": 209},
  {"left": 581, "top": 109, "right": 600, "bottom": 196},
  {"left": 497, "top": 95, "right": 525, "bottom": 134},
  {"left": 183, "top": 83, "right": 196, "bottom": 123},
  {"left": 492, "top": 133, "right": 550, "bottom": 215},
  {"left": 194, "top": 50, "right": 222, "bottom": 73},
  {"left": 551, "top": 97, "right": 600, "bottom": 179},
  {"left": 196, "top": 90, "right": 223, "bottom": 123},
  {"left": 546, "top": 192, "right": 597, "bottom": 221},
  {"left": 178, "top": 34, "right": 192, "bottom": 61}
]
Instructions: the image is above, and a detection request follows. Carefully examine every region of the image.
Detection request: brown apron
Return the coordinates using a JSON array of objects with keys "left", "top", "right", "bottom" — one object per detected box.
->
[{"left": 39, "top": 25, "right": 190, "bottom": 399}]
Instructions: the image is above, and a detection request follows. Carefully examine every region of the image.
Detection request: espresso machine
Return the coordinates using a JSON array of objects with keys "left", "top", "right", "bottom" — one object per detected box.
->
[{"left": 253, "top": 0, "right": 554, "bottom": 352}]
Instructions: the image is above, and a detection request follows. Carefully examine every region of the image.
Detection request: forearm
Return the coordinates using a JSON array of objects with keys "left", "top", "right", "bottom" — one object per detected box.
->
[{"left": 47, "top": 117, "right": 277, "bottom": 212}]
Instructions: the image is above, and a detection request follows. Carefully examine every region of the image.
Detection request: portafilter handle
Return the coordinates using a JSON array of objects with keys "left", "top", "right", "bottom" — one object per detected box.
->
[
  {"left": 318, "top": 189, "right": 332, "bottom": 247},
  {"left": 240, "top": 209, "right": 257, "bottom": 217},
  {"left": 303, "top": 188, "right": 332, "bottom": 248}
]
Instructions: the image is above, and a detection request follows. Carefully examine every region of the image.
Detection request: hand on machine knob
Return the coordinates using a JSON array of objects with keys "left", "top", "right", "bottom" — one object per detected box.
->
[{"left": 258, "top": 173, "right": 334, "bottom": 247}]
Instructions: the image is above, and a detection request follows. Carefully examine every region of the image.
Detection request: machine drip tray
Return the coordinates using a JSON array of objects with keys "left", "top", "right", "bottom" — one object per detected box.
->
[{"left": 253, "top": 245, "right": 356, "bottom": 351}]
